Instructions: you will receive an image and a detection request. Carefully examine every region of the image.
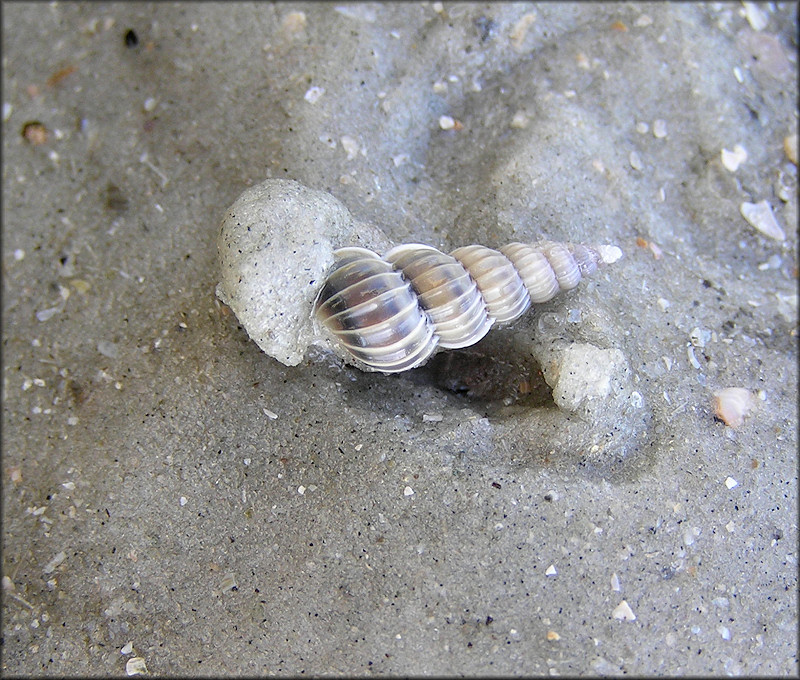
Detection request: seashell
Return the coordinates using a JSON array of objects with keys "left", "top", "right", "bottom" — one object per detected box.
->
[
  {"left": 313, "top": 240, "right": 622, "bottom": 373},
  {"left": 713, "top": 387, "right": 756, "bottom": 428},
  {"left": 739, "top": 200, "right": 786, "bottom": 241}
]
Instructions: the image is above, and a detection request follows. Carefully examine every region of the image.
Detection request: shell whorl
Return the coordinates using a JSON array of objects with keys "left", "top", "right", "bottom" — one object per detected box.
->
[{"left": 314, "top": 241, "right": 622, "bottom": 373}]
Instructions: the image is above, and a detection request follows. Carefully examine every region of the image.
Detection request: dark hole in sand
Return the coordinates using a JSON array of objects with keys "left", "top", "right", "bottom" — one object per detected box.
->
[{"left": 402, "top": 332, "right": 555, "bottom": 418}]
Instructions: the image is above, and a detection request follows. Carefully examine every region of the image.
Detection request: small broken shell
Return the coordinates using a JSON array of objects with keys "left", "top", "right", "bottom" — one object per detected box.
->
[
  {"left": 739, "top": 200, "right": 786, "bottom": 241},
  {"left": 784, "top": 133, "right": 798, "bottom": 165},
  {"left": 713, "top": 387, "right": 756, "bottom": 427}
]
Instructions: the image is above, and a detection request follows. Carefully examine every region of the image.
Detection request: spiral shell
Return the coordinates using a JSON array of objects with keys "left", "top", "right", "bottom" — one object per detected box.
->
[{"left": 313, "top": 241, "right": 622, "bottom": 373}]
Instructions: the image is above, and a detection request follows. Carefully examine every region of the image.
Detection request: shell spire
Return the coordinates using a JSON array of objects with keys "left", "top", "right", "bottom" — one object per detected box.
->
[{"left": 314, "top": 240, "right": 621, "bottom": 373}]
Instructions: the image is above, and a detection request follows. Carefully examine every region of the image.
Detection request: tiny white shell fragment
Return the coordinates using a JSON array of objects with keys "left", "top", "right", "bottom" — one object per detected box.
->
[
  {"left": 652, "top": 119, "right": 668, "bottom": 138},
  {"left": 43, "top": 551, "right": 66, "bottom": 574},
  {"left": 629, "top": 151, "right": 644, "bottom": 171},
  {"left": 611, "top": 572, "right": 621, "bottom": 591},
  {"left": 125, "top": 657, "right": 148, "bottom": 676},
  {"left": 785, "top": 134, "right": 798, "bottom": 165},
  {"left": 281, "top": 11, "right": 307, "bottom": 33},
  {"left": 439, "top": 115, "right": 455, "bottom": 130},
  {"left": 304, "top": 86, "right": 325, "bottom": 104},
  {"left": 740, "top": 200, "right": 786, "bottom": 241},
  {"left": 36, "top": 306, "right": 61, "bottom": 322},
  {"left": 403, "top": 486, "right": 414, "bottom": 496},
  {"left": 757, "top": 254, "right": 782, "bottom": 271},
  {"left": 422, "top": 413, "right": 443, "bottom": 422},
  {"left": 713, "top": 388, "right": 756, "bottom": 427},
  {"left": 648, "top": 241, "right": 663, "bottom": 259},
  {"left": 721, "top": 144, "right": 747, "bottom": 172},
  {"left": 612, "top": 600, "right": 636, "bottom": 621},
  {"left": 596, "top": 244, "right": 623, "bottom": 264},
  {"left": 334, "top": 4, "right": 377, "bottom": 22},
  {"left": 121, "top": 642, "right": 134, "bottom": 655},
  {"left": 545, "top": 564, "right": 557, "bottom": 576},
  {"left": 724, "top": 477, "right": 738, "bottom": 489},
  {"left": 341, "top": 135, "right": 360, "bottom": 159},
  {"left": 510, "top": 110, "right": 529, "bottom": 129},
  {"left": 742, "top": 1, "right": 768, "bottom": 31},
  {"left": 510, "top": 13, "right": 537, "bottom": 51},
  {"left": 689, "top": 327, "right": 711, "bottom": 348}
]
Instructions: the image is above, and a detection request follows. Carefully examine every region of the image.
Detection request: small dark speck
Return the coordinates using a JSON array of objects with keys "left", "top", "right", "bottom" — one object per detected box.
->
[
  {"left": 543, "top": 494, "right": 553, "bottom": 502},
  {"left": 491, "top": 482, "right": 501, "bottom": 489},
  {"left": 474, "top": 16, "right": 497, "bottom": 42},
  {"left": 485, "top": 615, "right": 493, "bottom": 625},
  {"left": 124, "top": 29, "right": 139, "bottom": 48},
  {"left": 105, "top": 183, "right": 129, "bottom": 212}
]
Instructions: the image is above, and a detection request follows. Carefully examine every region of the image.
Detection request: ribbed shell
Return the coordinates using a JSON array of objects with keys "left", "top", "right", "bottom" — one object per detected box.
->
[{"left": 314, "top": 241, "right": 620, "bottom": 373}]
